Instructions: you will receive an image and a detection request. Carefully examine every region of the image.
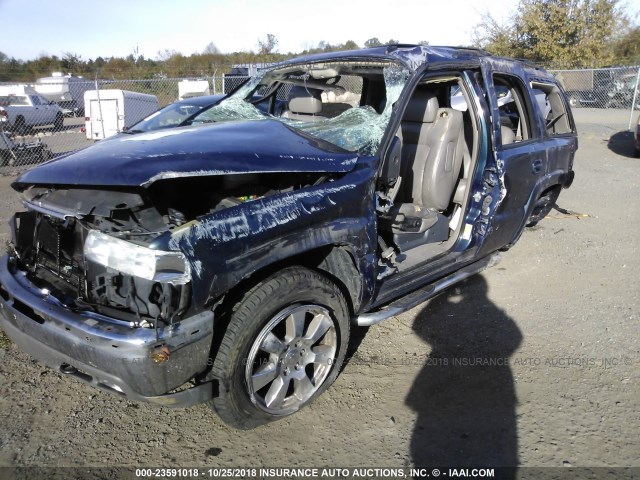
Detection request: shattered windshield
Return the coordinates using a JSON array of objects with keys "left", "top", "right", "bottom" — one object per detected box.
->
[
  {"left": 191, "top": 60, "right": 411, "bottom": 154},
  {"left": 128, "top": 101, "right": 213, "bottom": 133}
]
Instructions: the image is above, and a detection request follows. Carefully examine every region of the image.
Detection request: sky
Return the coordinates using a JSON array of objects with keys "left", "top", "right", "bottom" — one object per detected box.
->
[{"left": 1, "top": 0, "right": 639, "bottom": 61}]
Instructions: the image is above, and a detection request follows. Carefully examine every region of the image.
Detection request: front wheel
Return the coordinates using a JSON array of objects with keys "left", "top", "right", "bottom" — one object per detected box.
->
[
  {"left": 208, "top": 266, "right": 350, "bottom": 429},
  {"left": 54, "top": 112, "right": 64, "bottom": 130}
]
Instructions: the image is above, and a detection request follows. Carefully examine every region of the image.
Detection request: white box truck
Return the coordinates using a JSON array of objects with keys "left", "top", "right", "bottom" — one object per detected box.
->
[{"left": 84, "top": 89, "right": 159, "bottom": 140}]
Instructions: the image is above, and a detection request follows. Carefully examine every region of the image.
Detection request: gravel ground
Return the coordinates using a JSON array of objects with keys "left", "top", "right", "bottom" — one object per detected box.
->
[{"left": 0, "top": 109, "right": 638, "bottom": 476}]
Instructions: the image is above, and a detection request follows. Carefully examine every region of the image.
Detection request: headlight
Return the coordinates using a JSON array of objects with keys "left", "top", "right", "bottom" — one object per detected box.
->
[{"left": 84, "top": 230, "right": 191, "bottom": 285}]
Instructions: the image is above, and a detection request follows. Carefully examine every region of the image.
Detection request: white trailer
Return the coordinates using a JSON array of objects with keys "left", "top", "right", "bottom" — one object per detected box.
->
[
  {"left": 35, "top": 73, "right": 93, "bottom": 116},
  {"left": 84, "top": 89, "right": 159, "bottom": 140},
  {"left": 178, "top": 80, "right": 210, "bottom": 100},
  {"left": 0, "top": 84, "right": 37, "bottom": 96}
]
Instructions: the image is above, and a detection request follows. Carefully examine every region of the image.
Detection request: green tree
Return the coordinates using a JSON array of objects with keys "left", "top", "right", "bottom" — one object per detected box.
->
[
  {"left": 472, "top": 0, "right": 628, "bottom": 67},
  {"left": 343, "top": 40, "right": 359, "bottom": 50},
  {"left": 27, "top": 54, "right": 62, "bottom": 78},
  {"left": 364, "top": 37, "right": 383, "bottom": 48},
  {"left": 101, "top": 57, "right": 135, "bottom": 79},
  {"left": 61, "top": 52, "right": 83, "bottom": 73},
  {"left": 0, "top": 51, "right": 18, "bottom": 81},
  {"left": 613, "top": 26, "right": 640, "bottom": 64}
]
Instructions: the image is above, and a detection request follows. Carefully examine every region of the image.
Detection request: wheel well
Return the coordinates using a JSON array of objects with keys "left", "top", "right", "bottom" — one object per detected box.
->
[
  {"left": 538, "top": 184, "right": 562, "bottom": 204},
  {"left": 212, "top": 245, "right": 362, "bottom": 320},
  {"left": 313, "top": 246, "right": 362, "bottom": 315},
  {"left": 525, "top": 183, "right": 562, "bottom": 228},
  {"left": 202, "top": 246, "right": 362, "bottom": 383}
]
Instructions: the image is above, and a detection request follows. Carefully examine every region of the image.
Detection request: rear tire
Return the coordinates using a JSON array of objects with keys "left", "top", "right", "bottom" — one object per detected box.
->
[
  {"left": 527, "top": 188, "right": 560, "bottom": 227},
  {"left": 13, "top": 117, "right": 27, "bottom": 136},
  {"left": 208, "top": 266, "right": 350, "bottom": 429},
  {"left": 40, "top": 147, "right": 51, "bottom": 162},
  {"left": 568, "top": 95, "right": 580, "bottom": 108}
]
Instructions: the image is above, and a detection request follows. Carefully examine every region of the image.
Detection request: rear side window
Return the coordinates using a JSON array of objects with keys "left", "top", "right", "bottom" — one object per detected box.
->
[
  {"left": 492, "top": 74, "right": 535, "bottom": 145},
  {"left": 531, "top": 82, "right": 573, "bottom": 135}
]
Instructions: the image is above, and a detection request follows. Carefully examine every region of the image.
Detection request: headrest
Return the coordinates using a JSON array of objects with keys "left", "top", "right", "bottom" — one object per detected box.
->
[
  {"left": 403, "top": 90, "right": 439, "bottom": 123},
  {"left": 288, "top": 86, "right": 323, "bottom": 114}
]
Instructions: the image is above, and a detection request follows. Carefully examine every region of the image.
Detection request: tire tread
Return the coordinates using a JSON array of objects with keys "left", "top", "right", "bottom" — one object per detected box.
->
[{"left": 208, "top": 266, "right": 349, "bottom": 429}]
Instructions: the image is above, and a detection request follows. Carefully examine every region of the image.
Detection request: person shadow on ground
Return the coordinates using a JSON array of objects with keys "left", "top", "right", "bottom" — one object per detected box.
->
[{"left": 405, "top": 275, "right": 522, "bottom": 475}]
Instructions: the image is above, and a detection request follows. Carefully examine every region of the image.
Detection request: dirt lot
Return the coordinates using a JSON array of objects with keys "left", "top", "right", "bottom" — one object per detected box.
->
[{"left": 0, "top": 110, "right": 638, "bottom": 476}]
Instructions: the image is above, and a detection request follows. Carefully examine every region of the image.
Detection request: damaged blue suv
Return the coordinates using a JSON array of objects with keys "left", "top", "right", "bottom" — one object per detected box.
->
[{"left": 0, "top": 45, "right": 576, "bottom": 429}]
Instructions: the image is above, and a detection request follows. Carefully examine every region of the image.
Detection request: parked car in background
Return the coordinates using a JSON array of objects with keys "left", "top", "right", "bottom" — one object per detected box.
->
[
  {"left": 558, "top": 68, "right": 640, "bottom": 109},
  {"left": 0, "top": 45, "right": 577, "bottom": 429},
  {"left": 0, "top": 86, "right": 64, "bottom": 134},
  {"left": 608, "top": 73, "right": 640, "bottom": 110}
]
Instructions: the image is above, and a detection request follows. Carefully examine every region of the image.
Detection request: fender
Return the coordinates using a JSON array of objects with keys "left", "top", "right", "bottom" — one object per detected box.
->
[{"left": 158, "top": 165, "right": 379, "bottom": 314}]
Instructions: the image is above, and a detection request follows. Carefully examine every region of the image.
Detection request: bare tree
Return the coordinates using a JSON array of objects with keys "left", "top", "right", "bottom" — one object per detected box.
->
[
  {"left": 203, "top": 42, "right": 221, "bottom": 55},
  {"left": 470, "top": 12, "right": 514, "bottom": 57},
  {"left": 257, "top": 34, "right": 279, "bottom": 54},
  {"left": 156, "top": 49, "right": 180, "bottom": 61}
]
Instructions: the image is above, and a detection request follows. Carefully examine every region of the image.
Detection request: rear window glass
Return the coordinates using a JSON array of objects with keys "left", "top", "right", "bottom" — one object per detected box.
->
[{"left": 0, "top": 95, "right": 29, "bottom": 106}]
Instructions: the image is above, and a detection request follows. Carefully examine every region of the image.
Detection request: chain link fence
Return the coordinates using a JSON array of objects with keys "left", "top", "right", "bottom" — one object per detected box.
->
[
  {"left": 1, "top": 66, "right": 639, "bottom": 171},
  {"left": 0, "top": 76, "right": 238, "bottom": 168},
  {"left": 549, "top": 66, "right": 640, "bottom": 110}
]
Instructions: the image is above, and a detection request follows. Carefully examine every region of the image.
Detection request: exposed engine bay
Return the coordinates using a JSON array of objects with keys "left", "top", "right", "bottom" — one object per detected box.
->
[{"left": 9, "top": 172, "right": 329, "bottom": 328}]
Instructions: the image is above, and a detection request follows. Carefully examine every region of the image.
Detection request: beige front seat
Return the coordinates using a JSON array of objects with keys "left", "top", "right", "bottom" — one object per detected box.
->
[
  {"left": 281, "top": 87, "right": 326, "bottom": 122},
  {"left": 385, "top": 89, "right": 465, "bottom": 235}
]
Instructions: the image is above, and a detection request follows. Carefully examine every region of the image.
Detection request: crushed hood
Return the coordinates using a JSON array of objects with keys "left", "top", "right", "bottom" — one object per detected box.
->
[{"left": 13, "top": 120, "right": 358, "bottom": 190}]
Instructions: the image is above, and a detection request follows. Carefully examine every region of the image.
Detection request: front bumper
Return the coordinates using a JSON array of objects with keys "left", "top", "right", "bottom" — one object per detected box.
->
[{"left": 0, "top": 255, "right": 216, "bottom": 407}]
